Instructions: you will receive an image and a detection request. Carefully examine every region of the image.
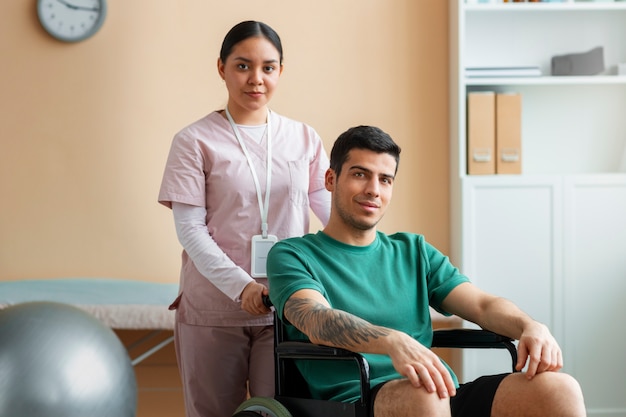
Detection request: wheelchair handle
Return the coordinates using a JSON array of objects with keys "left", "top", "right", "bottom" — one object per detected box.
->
[{"left": 262, "top": 294, "right": 273, "bottom": 308}]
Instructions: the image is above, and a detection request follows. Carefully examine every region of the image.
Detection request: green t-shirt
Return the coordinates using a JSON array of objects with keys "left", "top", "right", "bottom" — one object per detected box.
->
[{"left": 267, "top": 231, "right": 470, "bottom": 403}]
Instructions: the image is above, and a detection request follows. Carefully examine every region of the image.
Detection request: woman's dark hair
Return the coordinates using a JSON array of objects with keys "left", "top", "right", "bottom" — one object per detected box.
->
[
  {"left": 330, "top": 126, "right": 402, "bottom": 177},
  {"left": 220, "top": 21, "right": 283, "bottom": 64}
]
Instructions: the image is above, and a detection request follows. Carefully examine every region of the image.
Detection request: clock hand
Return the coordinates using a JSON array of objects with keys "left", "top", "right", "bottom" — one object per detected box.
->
[{"left": 55, "top": 0, "right": 99, "bottom": 12}]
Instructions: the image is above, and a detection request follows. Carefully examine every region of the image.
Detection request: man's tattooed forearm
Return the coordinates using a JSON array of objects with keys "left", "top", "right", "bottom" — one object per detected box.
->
[{"left": 285, "top": 297, "right": 390, "bottom": 349}]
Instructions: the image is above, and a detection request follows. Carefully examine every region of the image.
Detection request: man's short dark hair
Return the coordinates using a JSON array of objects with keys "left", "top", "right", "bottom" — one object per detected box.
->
[{"left": 329, "top": 125, "right": 401, "bottom": 177}]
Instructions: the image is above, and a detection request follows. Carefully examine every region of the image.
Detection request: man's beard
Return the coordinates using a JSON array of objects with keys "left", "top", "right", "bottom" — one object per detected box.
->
[{"left": 334, "top": 196, "right": 381, "bottom": 231}]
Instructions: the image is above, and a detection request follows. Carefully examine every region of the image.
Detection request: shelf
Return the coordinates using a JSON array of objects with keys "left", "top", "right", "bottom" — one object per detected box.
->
[
  {"left": 465, "top": 3, "right": 626, "bottom": 12},
  {"left": 460, "top": 172, "right": 626, "bottom": 182},
  {"left": 454, "top": 1, "right": 626, "bottom": 179},
  {"left": 466, "top": 75, "right": 626, "bottom": 86}
]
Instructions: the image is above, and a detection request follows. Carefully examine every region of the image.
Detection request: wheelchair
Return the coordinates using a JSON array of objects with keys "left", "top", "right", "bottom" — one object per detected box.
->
[{"left": 233, "top": 298, "right": 518, "bottom": 417}]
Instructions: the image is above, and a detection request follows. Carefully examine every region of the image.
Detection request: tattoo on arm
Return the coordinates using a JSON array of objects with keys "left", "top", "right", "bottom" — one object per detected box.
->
[{"left": 285, "top": 297, "right": 390, "bottom": 349}]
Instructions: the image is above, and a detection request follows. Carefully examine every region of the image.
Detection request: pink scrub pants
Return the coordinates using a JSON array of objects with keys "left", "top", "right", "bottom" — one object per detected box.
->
[{"left": 174, "top": 320, "right": 274, "bottom": 417}]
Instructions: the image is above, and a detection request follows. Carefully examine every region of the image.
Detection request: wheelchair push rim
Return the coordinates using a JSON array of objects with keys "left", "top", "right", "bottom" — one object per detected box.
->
[{"left": 233, "top": 397, "right": 293, "bottom": 417}]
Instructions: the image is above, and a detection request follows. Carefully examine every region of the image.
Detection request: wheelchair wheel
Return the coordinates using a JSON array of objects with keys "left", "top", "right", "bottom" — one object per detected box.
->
[{"left": 233, "top": 397, "right": 292, "bottom": 417}]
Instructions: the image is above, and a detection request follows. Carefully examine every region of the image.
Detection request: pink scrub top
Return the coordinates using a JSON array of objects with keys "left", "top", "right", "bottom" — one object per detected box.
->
[{"left": 158, "top": 110, "right": 329, "bottom": 327}]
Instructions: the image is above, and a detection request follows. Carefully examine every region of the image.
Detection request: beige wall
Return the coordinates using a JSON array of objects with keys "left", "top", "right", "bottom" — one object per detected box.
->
[{"left": 0, "top": 0, "right": 449, "bottom": 283}]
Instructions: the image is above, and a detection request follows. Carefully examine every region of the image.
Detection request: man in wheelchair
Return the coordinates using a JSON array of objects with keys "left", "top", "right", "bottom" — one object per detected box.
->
[{"left": 266, "top": 125, "right": 586, "bottom": 417}]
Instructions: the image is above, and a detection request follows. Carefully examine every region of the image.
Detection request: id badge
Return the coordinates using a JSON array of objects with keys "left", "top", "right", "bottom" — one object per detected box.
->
[{"left": 251, "top": 234, "right": 278, "bottom": 278}]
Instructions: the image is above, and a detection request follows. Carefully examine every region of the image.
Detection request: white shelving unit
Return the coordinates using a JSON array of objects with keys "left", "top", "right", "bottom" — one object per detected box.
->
[{"left": 449, "top": 2, "right": 626, "bottom": 416}]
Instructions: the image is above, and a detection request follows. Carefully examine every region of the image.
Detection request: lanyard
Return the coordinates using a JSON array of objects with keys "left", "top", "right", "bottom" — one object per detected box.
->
[{"left": 224, "top": 107, "right": 272, "bottom": 238}]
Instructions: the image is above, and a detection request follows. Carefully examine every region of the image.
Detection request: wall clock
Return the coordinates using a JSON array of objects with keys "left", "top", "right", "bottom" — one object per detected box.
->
[{"left": 37, "top": 0, "right": 107, "bottom": 43}]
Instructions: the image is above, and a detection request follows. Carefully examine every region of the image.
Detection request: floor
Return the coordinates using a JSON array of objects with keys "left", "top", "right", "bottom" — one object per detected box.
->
[{"left": 115, "top": 329, "right": 185, "bottom": 417}]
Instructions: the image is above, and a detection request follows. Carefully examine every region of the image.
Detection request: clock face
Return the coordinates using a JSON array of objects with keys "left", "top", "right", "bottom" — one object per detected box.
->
[{"left": 37, "top": 0, "right": 107, "bottom": 43}]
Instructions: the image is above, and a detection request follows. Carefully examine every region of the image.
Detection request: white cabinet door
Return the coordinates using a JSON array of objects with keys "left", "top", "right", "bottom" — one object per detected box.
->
[
  {"left": 458, "top": 175, "right": 626, "bottom": 416},
  {"left": 459, "top": 176, "right": 563, "bottom": 382},
  {"left": 563, "top": 176, "right": 626, "bottom": 417}
]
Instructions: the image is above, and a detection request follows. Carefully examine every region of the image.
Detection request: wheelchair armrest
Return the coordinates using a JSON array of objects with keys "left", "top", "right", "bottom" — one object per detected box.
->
[
  {"left": 432, "top": 328, "right": 518, "bottom": 373},
  {"left": 275, "top": 341, "right": 371, "bottom": 406},
  {"left": 277, "top": 341, "right": 366, "bottom": 359},
  {"left": 432, "top": 328, "right": 513, "bottom": 348}
]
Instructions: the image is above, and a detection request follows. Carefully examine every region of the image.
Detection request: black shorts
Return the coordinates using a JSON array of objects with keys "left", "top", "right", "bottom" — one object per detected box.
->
[{"left": 370, "top": 373, "right": 509, "bottom": 417}]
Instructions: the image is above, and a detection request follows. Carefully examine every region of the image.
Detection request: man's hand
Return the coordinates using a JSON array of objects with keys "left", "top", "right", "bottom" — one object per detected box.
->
[
  {"left": 387, "top": 332, "right": 457, "bottom": 399},
  {"left": 241, "top": 281, "right": 271, "bottom": 315},
  {"left": 516, "top": 322, "right": 563, "bottom": 379},
  {"left": 441, "top": 283, "right": 564, "bottom": 380}
]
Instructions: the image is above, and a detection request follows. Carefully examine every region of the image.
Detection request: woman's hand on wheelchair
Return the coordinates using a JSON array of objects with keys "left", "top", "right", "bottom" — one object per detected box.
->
[{"left": 240, "top": 282, "right": 272, "bottom": 315}]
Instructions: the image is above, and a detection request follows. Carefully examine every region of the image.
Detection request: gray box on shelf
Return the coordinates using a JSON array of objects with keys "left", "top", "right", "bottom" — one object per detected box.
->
[{"left": 551, "top": 46, "right": 604, "bottom": 76}]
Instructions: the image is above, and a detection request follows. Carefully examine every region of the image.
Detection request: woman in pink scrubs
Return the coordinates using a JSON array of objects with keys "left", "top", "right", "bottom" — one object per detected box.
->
[{"left": 158, "top": 20, "right": 330, "bottom": 417}]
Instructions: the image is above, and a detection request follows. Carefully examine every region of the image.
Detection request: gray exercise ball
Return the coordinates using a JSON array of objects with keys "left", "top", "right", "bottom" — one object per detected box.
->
[{"left": 0, "top": 301, "right": 137, "bottom": 417}]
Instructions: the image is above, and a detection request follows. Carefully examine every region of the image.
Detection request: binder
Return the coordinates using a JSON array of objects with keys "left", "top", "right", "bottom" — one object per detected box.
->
[
  {"left": 496, "top": 93, "right": 522, "bottom": 174},
  {"left": 467, "top": 91, "right": 495, "bottom": 175}
]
